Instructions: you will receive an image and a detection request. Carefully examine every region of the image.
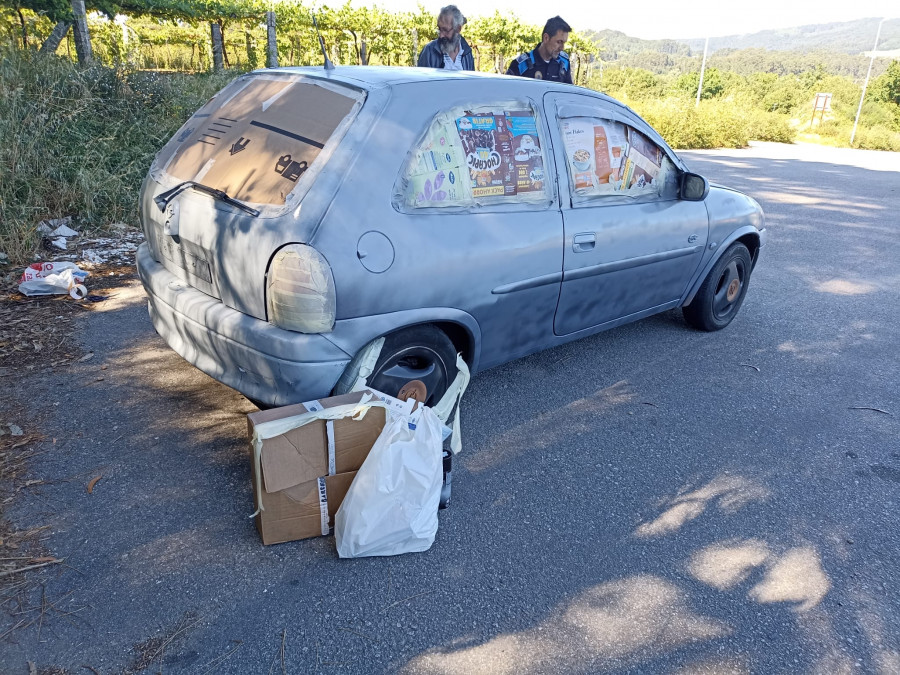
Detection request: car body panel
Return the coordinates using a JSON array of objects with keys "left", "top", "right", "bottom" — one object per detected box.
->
[
  {"left": 136, "top": 66, "right": 766, "bottom": 406},
  {"left": 137, "top": 243, "right": 352, "bottom": 405},
  {"left": 543, "top": 91, "right": 708, "bottom": 334}
]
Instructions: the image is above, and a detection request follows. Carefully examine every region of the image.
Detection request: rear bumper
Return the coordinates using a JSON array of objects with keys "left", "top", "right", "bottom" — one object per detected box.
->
[{"left": 136, "top": 243, "right": 352, "bottom": 406}]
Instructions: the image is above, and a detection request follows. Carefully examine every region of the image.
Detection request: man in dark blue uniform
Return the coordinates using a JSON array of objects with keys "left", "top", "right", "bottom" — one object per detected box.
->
[{"left": 506, "top": 16, "right": 573, "bottom": 84}]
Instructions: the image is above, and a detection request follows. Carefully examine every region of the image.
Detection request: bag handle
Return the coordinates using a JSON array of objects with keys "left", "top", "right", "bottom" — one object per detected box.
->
[{"left": 431, "top": 354, "right": 471, "bottom": 455}]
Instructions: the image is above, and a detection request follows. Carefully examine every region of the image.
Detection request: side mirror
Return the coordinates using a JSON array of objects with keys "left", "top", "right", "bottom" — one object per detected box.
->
[{"left": 681, "top": 172, "right": 709, "bottom": 201}]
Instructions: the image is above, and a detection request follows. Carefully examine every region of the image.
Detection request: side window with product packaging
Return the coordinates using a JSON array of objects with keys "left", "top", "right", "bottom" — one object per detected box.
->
[
  {"left": 559, "top": 117, "right": 676, "bottom": 203},
  {"left": 394, "top": 102, "right": 551, "bottom": 211}
]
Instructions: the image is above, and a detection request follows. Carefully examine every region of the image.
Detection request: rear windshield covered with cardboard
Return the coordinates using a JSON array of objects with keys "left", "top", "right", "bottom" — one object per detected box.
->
[{"left": 154, "top": 74, "right": 365, "bottom": 207}]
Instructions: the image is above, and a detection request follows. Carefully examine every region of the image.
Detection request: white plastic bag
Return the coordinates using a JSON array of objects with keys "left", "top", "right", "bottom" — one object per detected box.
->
[
  {"left": 335, "top": 405, "right": 444, "bottom": 558},
  {"left": 18, "top": 262, "right": 89, "bottom": 298}
]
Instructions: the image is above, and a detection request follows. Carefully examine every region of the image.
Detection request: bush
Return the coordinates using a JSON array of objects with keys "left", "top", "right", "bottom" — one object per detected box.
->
[
  {"left": 743, "top": 109, "right": 796, "bottom": 143},
  {"left": 0, "top": 50, "right": 235, "bottom": 263},
  {"left": 634, "top": 98, "right": 751, "bottom": 149},
  {"left": 810, "top": 117, "right": 900, "bottom": 151}
]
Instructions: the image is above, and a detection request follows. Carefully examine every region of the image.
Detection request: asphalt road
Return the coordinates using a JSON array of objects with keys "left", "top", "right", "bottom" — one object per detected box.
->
[{"left": 4, "top": 142, "right": 899, "bottom": 674}]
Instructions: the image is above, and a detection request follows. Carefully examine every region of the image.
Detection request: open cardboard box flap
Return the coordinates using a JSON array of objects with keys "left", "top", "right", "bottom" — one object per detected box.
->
[{"left": 248, "top": 391, "right": 387, "bottom": 494}]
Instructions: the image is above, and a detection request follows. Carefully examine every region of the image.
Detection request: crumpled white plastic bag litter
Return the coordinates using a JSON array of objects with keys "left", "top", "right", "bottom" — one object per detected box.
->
[
  {"left": 18, "top": 262, "right": 89, "bottom": 298},
  {"left": 335, "top": 405, "right": 445, "bottom": 558}
]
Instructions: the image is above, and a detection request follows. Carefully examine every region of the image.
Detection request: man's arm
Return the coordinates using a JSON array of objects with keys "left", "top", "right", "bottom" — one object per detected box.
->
[{"left": 507, "top": 53, "right": 529, "bottom": 77}]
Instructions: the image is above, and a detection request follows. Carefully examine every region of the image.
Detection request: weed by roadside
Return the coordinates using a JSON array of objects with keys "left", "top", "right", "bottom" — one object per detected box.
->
[
  {"left": 0, "top": 254, "right": 141, "bottom": 648},
  {"left": 0, "top": 49, "right": 235, "bottom": 265}
]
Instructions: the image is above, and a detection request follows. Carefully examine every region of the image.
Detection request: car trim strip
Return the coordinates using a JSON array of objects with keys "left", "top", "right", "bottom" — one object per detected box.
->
[
  {"left": 564, "top": 246, "right": 703, "bottom": 282},
  {"left": 491, "top": 271, "right": 564, "bottom": 295}
]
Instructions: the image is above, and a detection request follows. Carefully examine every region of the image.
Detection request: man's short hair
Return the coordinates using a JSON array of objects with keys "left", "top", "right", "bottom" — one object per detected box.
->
[
  {"left": 542, "top": 16, "right": 571, "bottom": 39},
  {"left": 439, "top": 5, "right": 466, "bottom": 30}
]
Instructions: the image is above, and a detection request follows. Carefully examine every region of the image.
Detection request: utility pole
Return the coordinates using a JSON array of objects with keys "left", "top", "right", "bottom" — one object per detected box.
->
[
  {"left": 851, "top": 17, "right": 887, "bottom": 146},
  {"left": 695, "top": 37, "right": 709, "bottom": 107}
]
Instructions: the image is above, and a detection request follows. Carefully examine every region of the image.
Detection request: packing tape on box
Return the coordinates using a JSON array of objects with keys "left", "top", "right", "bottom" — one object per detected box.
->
[
  {"left": 326, "top": 420, "right": 336, "bottom": 476},
  {"left": 350, "top": 337, "right": 385, "bottom": 392},
  {"left": 250, "top": 394, "right": 389, "bottom": 518},
  {"left": 317, "top": 477, "right": 329, "bottom": 536},
  {"left": 302, "top": 399, "right": 324, "bottom": 411}
]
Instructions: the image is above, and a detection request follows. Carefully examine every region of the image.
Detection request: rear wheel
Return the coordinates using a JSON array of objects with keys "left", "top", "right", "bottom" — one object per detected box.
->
[
  {"left": 683, "top": 243, "right": 752, "bottom": 331},
  {"left": 335, "top": 325, "right": 458, "bottom": 406}
]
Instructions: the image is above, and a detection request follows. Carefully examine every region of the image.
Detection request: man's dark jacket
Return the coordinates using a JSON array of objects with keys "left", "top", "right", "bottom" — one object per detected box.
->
[{"left": 417, "top": 36, "right": 475, "bottom": 70}]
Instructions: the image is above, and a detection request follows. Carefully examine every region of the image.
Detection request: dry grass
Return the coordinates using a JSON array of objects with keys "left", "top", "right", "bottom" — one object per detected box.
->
[{"left": 0, "top": 259, "right": 138, "bottom": 646}]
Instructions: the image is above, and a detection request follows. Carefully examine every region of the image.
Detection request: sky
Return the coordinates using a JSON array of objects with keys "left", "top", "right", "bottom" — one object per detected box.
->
[{"left": 346, "top": 0, "right": 899, "bottom": 40}]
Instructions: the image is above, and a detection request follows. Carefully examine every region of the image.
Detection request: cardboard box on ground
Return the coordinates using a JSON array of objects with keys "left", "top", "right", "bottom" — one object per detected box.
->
[{"left": 247, "top": 390, "right": 391, "bottom": 545}]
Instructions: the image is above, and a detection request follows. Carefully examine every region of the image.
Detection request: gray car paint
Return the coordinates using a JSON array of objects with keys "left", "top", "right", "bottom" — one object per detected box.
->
[{"left": 136, "top": 66, "right": 765, "bottom": 406}]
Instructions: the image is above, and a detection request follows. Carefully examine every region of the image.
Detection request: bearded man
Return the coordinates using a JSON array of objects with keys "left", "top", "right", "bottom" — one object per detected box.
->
[{"left": 416, "top": 5, "right": 475, "bottom": 71}]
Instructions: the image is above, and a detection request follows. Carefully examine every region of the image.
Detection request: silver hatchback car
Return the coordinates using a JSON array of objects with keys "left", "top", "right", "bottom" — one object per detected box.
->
[{"left": 136, "top": 67, "right": 766, "bottom": 407}]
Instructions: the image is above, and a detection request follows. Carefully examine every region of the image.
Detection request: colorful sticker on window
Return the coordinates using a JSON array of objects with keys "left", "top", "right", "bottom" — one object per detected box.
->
[
  {"left": 562, "top": 117, "right": 673, "bottom": 197},
  {"left": 456, "top": 115, "right": 509, "bottom": 198},
  {"left": 455, "top": 110, "right": 544, "bottom": 199},
  {"left": 408, "top": 120, "right": 465, "bottom": 206},
  {"left": 561, "top": 118, "right": 631, "bottom": 194},
  {"left": 620, "top": 128, "right": 663, "bottom": 190},
  {"left": 506, "top": 112, "right": 545, "bottom": 194},
  {"left": 404, "top": 108, "right": 545, "bottom": 207}
]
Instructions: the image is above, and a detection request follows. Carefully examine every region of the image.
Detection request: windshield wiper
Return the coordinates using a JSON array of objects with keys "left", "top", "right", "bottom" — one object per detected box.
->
[{"left": 154, "top": 181, "right": 260, "bottom": 217}]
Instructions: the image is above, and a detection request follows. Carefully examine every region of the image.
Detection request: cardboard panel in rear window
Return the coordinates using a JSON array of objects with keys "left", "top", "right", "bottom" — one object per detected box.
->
[{"left": 156, "top": 75, "right": 364, "bottom": 207}]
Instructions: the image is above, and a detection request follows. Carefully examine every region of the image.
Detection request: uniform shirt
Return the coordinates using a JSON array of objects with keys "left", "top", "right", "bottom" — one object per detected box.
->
[{"left": 506, "top": 45, "right": 572, "bottom": 84}]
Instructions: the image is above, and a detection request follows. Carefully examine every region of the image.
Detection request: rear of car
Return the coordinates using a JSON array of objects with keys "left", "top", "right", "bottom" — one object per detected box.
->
[{"left": 137, "top": 70, "right": 379, "bottom": 405}]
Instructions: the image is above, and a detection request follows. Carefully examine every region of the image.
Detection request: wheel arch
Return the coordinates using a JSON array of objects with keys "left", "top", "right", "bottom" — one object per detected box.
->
[
  {"left": 433, "top": 321, "right": 476, "bottom": 370},
  {"left": 366, "top": 320, "right": 477, "bottom": 371},
  {"left": 327, "top": 309, "right": 482, "bottom": 396},
  {"left": 682, "top": 229, "right": 761, "bottom": 307}
]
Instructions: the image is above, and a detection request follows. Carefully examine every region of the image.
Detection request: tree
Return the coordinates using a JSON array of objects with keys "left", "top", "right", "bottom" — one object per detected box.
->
[
  {"left": 3, "top": 0, "right": 70, "bottom": 48},
  {"left": 871, "top": 60, "right": 900, "bottom": 106}
]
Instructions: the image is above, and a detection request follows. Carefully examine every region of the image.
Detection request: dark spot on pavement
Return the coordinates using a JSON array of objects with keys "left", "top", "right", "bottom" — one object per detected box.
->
[{"left": 871, "top": 465, "right": 900, "bottom": 484}]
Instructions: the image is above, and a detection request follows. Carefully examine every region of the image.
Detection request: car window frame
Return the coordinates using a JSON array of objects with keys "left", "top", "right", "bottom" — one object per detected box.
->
[
  {"left": 545, "top": 92, "right": 688, "bottom": 210},
  {"left": 392, "top": 97, "right": 559, "bottom": 215},
  {"left": 150, "top": 72, "right": 373, "bottom": 220}
]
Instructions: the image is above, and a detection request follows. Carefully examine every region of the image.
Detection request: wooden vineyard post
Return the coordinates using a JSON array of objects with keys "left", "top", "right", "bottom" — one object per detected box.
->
[
  {"left": 211, "top": 21, "right": 225, "bottom": 71},
  {"left": 40, "top": 20, "right": 72, "bottom": 55},
  {"left": 71, "top": 0, "right": 92, "bottom": 64},
  {"left": 266, "top": 11, "right": 278, "bottom": 68}
]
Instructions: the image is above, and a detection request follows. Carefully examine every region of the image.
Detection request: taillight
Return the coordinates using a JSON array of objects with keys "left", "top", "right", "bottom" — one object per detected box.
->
[{"left": 266, "top": 244, "right": 336, "bottom": 333}]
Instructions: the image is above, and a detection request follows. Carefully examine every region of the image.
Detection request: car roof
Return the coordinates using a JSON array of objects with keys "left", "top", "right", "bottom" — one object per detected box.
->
[
  {"left": 252, "top": 65, "right": 683, "bottom": 169},
  {"left": 256, "top": 65, "right": 581, "bottom": 93}
]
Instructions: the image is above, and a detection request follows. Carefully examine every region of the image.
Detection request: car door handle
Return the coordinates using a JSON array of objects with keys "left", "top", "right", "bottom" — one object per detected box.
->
[{"left": 573, "top": 233, "right": 596, "bottom": 252}]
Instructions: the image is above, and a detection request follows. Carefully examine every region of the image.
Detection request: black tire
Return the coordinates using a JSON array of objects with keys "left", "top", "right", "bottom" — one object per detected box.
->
[
  {"left": 335, "top": 325, "right": 458, "bottom": 406},
  {"left": 683, "top": 243, "right": 753, "bottom": 331}
]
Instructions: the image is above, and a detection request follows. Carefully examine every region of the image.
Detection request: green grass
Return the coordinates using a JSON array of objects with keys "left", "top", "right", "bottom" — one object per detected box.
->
[
  {"left": 1, "top": 50, "right": 897, "bottom": 266},
  {"left": 0, "top": 49, "right": 235, "bottom": 264}
]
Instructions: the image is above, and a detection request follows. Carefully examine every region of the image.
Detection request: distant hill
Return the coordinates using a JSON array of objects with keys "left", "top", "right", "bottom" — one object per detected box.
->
[
  {"left": 587, "top": 19, "right": 900, "bottom": 58},
  {"left": 679, "top": 18, "right": 900, "bottom": 55},
  {"left": 582, "top": 29, "right": 693, "bottom": 60}
]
